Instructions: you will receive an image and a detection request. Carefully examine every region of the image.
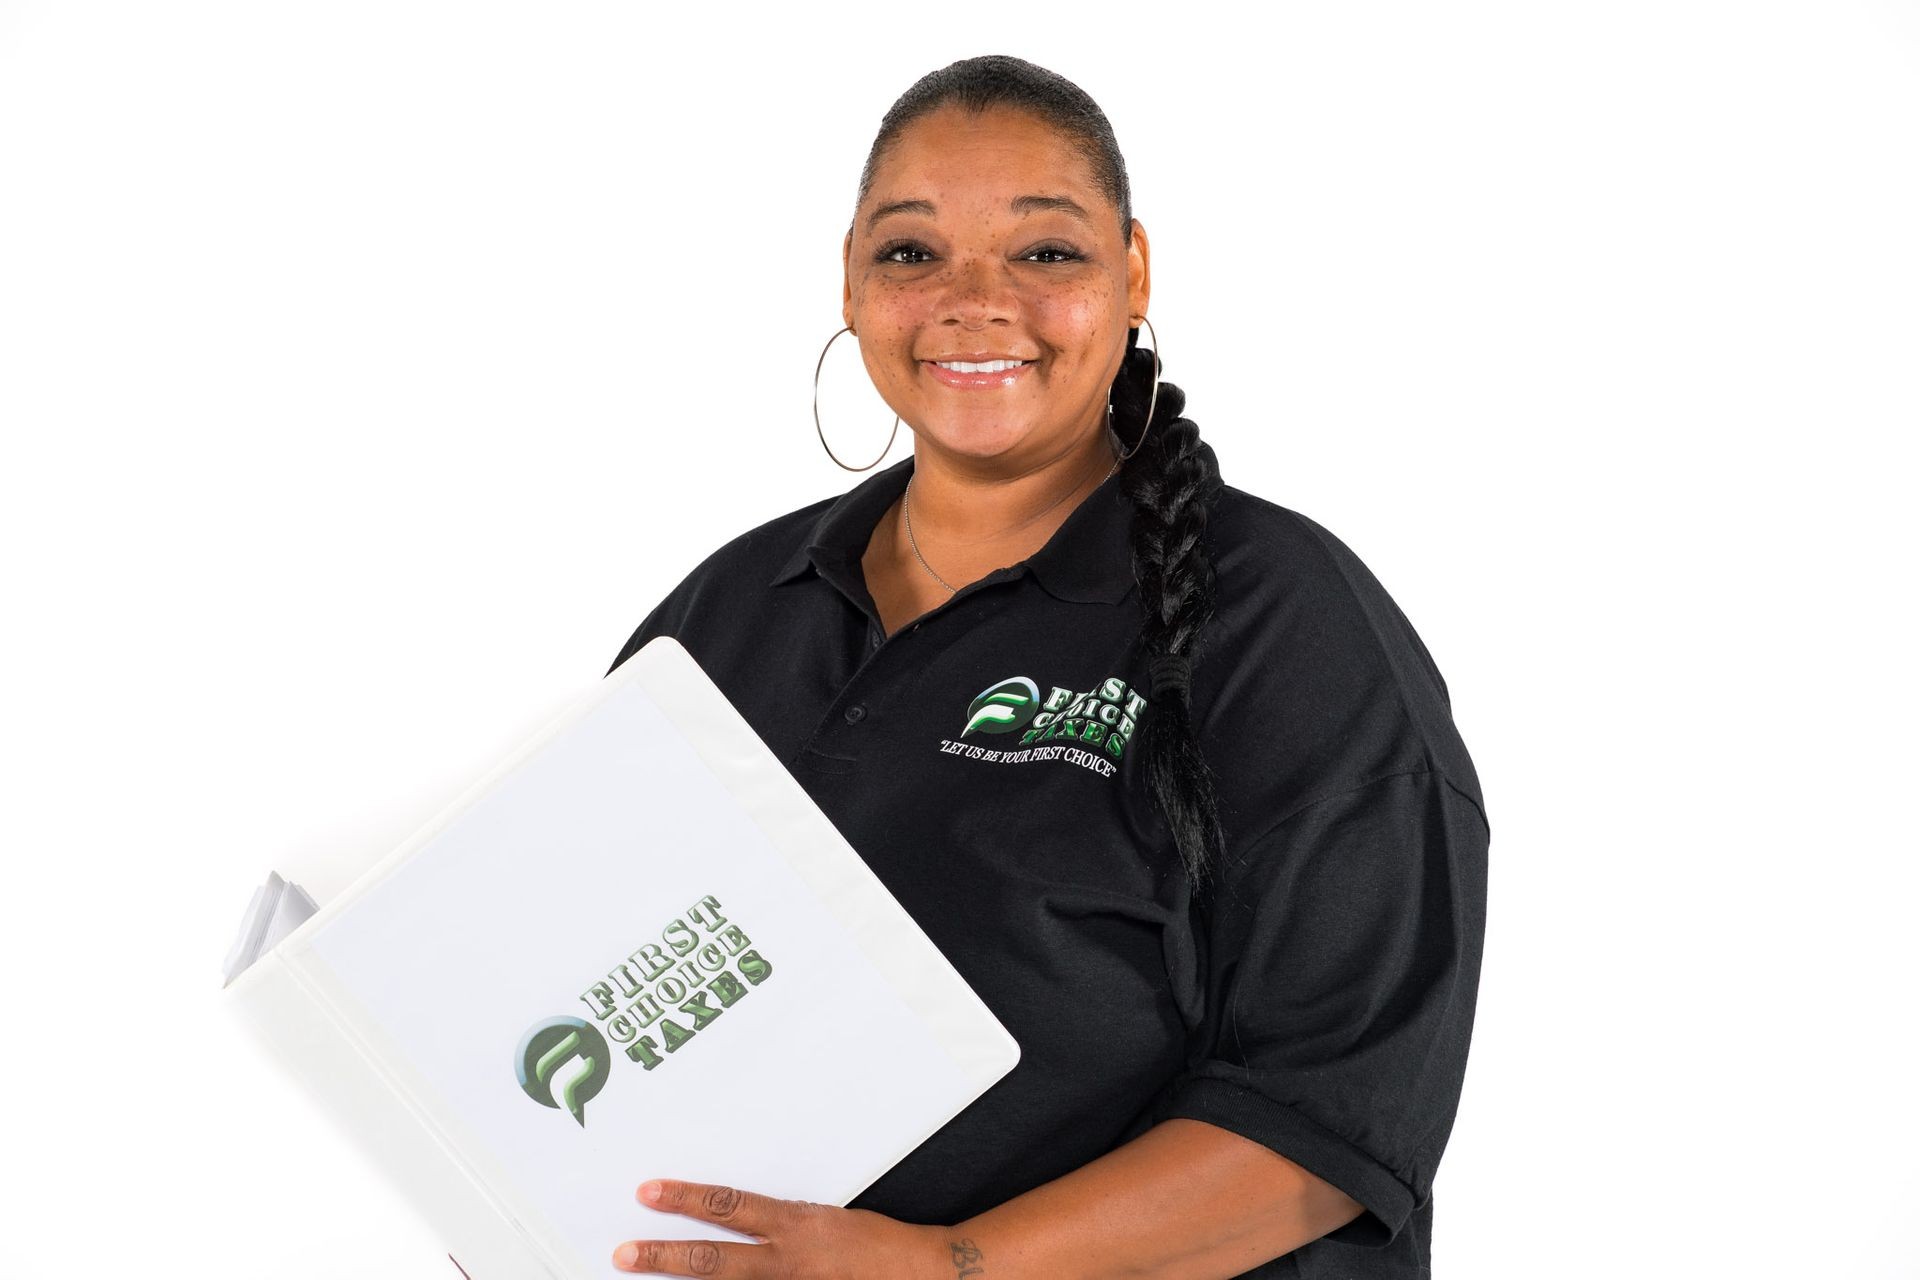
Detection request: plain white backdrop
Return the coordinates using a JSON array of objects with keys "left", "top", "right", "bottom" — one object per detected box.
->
[{"left": 2, "top": 2, "right": 1915, "bottom": 1276}]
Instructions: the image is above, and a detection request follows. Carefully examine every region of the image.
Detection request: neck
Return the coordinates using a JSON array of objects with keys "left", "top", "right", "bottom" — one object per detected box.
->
[{"left": 901, "top": 427, "right": 1121, "bottom": 569}]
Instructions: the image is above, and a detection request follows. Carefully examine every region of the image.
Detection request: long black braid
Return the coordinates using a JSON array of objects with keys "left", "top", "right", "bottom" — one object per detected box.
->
[
  {"left": 1111, "top": 326, "right": 1229, "bottom": 893},
  {"left": 855, "top": 55, "right": 1231, "bottom": 891}
]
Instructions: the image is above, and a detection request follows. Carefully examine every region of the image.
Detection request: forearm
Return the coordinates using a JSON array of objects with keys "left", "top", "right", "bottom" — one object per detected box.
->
[{"left": 939, "top": 1117, "right": 1366, "bottom": 1280}]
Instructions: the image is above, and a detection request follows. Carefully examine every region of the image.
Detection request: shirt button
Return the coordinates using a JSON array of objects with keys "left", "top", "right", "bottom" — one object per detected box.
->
[
  {"left": 870, "top": 633, "right": 882, "bottom": 650},
  {"left": 844, "top": 704, "right": 868, "bottom": 724}
]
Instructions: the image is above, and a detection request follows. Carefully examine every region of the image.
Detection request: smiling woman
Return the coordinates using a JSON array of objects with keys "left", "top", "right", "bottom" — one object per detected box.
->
[{"left": 604, "top": 54, "right": 1489, "bottom": 1280}]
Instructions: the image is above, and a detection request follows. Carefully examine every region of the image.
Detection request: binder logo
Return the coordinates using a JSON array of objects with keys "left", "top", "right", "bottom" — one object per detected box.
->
[
  {"left": 514, "top": 895, "right": 775, "bottom": 1127},
  {"left": 514, "top": 1016, "right": 610, "bottom": 1128}
]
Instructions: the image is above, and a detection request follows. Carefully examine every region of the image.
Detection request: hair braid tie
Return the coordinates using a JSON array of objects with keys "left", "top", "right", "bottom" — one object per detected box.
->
[{"left": 1147, "top": 652, "right": 1193, "bottom": 701}]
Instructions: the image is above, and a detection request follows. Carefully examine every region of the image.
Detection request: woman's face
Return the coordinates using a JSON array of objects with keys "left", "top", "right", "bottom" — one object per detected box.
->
[{"left": 843, "top": 104, "right": 1150, "bottom": 472}]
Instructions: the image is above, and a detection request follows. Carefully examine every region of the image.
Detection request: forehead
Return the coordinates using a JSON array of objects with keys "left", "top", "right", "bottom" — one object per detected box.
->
[{"left": 862, "top": 105, "right": 1109, "bottom": 217}]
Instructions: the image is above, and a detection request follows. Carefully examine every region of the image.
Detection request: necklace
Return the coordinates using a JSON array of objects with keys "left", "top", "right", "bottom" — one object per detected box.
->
[{"left": 902, "top": 452, "right": 1122, "bottom": 597}]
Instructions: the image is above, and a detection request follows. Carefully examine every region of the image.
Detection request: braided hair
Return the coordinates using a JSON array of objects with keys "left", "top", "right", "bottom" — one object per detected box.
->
[{"left": 854, "top": 55, "right": 1231, "bottom": 892}]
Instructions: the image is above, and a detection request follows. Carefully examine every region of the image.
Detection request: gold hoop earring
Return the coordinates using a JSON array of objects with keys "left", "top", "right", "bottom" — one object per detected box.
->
[
  {"left": 1109, "top": 314, "right": 1162, "bottom": 462},
  {"left": 813, "top": 325, "right": 900, "bottom": 472}
]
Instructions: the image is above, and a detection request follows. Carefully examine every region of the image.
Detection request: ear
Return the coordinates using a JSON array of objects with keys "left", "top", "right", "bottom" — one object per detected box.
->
[
  {"left": 1126, "top": 218, "right": 1151, "bottom": 325},
  {"left": 842, "top": 228, "right": 856, "bottom": 333}
]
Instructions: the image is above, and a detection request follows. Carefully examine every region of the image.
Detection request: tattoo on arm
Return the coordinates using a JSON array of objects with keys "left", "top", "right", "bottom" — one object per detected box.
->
[{"left": 948, "top": 1236, "right": 986, "bottom": 1277}]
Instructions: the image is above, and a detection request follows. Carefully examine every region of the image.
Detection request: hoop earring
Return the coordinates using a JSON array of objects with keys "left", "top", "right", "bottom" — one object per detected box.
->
[
  {"left": 813, "top": 325, "right": 900, "bottom": 472},
  {"left": 1109, "top": 314, "right": 1162, "bottom": 463}
]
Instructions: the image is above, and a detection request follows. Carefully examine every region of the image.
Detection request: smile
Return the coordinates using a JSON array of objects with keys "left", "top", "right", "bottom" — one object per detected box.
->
[
  {"left": 934, "top": 359, "right": 1027, "bottom": 373},
  {"left": 923, "top": 358, "right": 1035, "bottom": 390}
]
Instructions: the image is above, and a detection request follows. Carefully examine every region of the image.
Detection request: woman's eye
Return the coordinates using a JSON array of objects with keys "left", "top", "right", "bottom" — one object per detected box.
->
[{"left": 874, "top": 242, "right": 1084, "bottom": 266}]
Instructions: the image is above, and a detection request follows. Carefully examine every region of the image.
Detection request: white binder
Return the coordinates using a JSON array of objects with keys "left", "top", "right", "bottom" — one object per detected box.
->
[{"left": 223, "top": 635, "right": 1021, "bottom": 1278}]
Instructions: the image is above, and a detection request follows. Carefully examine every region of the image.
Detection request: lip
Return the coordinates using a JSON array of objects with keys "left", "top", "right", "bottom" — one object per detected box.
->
[{"left": 921, "top": 355, "right": 1036, "bottom": 391}]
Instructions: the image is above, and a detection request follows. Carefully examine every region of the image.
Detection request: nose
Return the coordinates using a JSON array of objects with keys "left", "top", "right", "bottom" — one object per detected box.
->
[{"left": 940, "top": 253, "right": 1019, "bottom": 329}]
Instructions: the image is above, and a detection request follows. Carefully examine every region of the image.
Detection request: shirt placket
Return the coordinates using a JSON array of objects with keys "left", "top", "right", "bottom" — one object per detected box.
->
[{"left": 798, "top": 554, "right": 1025, "bottom": 770}]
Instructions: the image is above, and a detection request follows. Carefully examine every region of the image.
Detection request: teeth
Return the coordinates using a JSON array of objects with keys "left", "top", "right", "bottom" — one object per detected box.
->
[{"left": 936, "top": 359, "right": 1026, "bottom": 373}]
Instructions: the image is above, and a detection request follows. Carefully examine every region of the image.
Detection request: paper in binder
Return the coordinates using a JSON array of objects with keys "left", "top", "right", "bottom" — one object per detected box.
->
[{"left": 223, "top": 635, "right": 1021, "bottom": 1278}]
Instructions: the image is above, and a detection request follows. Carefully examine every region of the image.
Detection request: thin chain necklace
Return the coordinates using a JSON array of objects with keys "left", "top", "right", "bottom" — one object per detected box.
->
[{"left": 902, "top": 451, "right": 1122, "bottom": 596}]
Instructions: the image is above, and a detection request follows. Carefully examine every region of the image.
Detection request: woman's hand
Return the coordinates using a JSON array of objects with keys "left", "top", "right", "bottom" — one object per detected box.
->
[{"left": 612, "top": 1178, "right": 954, "bottom": 1278}]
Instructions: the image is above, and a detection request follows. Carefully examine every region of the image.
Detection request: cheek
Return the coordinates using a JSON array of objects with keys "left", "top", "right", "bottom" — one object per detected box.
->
[
  {"left": 850, "top": 284, "right": 923, "bottom": 363},
  {"left": 850, "top": 275, "right": 920, "bottom": 327},
  {"left": 1032, "top": 283, "right": 1121, "bottom": 363}
]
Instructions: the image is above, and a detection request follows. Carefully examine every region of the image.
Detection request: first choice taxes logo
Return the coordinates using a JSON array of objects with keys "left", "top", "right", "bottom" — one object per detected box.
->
[
  {"left": 945, "top": 673, "right": 1150, "bottom": 774},
  {"left": 962, "top": 677, "right": 1041, "bottom": 736},
  {"left": 512, "top": 894, "right": 773, "bottom": 1129},
  {"left": 514, "top": 1017, "right": 610, "bottom": 1127}
]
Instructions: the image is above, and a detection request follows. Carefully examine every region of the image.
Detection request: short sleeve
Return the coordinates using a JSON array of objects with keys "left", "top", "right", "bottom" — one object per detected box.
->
[{"left": 1151, "top": 767, "right": 1490, "bottom": 1249}]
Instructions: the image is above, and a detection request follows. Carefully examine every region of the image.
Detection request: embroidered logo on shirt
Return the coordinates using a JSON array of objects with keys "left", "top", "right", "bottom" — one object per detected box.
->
[
  {"left": 940, "top": 674, "right": 1149, "bottom": 778},
  {"left": 962, "top": 677, "right": 1041, "bottom": 735}
]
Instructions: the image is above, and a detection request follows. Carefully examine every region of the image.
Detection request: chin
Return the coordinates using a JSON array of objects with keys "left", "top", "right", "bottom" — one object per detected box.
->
[{"left": 916, "top": 417, "right": 1036, "bottom": 460}]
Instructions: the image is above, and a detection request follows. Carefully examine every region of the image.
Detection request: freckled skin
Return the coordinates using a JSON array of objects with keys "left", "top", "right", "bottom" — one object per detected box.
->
[{"left": 840, "top": 104, "right": 1151, "bottom": 635}]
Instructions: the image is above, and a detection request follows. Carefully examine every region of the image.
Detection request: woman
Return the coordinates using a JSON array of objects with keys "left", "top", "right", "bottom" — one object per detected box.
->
[{"left": 604, "top": 55, "right": 1488, "bottom": 1280}]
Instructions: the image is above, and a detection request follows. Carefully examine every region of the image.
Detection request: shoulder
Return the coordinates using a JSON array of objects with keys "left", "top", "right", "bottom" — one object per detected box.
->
[
  {"left": 605, "top": 488, "right": 836, "bottom": 675},
  {"left": 1201, "top": 483, "right": 1423, "bottom": 662},
  {"left": 1205, "top": 484, "right": 1399, "bottom": 610},
  {"left": 1207, "top": 486, "right": 1448, "bottom": 690},
  {"left": 1192, "top": 484, "right": 1484, "bottom": 834},
  {"left": 685, "top": 490, "right": 838, "bottom": 591}
]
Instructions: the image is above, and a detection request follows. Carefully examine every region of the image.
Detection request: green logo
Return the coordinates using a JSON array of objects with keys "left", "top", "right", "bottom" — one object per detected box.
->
[
  {"left": 514, "top": 1016, "right": 610, "bottom": 1128},
  {"left": 962, "top": 677, "right": 1041, "bottom": 736},
  {"left": 514, "top": 896, "right": 775, "bottom": 1125},
  {"left": 941, "top": 674, "right": 1149, "bottom": 770}
]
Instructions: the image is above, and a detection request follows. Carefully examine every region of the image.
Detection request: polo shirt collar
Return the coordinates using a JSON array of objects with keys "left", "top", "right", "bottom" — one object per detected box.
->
[{"left": 767, "top": 454, "right": 1136, "bottom": 605}]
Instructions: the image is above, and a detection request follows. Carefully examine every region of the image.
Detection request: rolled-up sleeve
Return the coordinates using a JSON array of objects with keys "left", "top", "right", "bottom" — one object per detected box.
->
[{"left": 1152, "top": 766, "right": 1490, "bottom": 1249}]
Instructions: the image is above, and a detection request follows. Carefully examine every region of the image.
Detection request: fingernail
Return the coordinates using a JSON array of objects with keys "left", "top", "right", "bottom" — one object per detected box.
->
[
  {"left": 640, "top": 1180, "right": 662, "bottom": 1202},
  {"left": 614, "top": 1242, "right": 639, "bottom": 1267}
]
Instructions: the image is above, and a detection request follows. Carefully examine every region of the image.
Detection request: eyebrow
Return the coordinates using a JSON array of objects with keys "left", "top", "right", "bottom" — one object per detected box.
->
[{"left": 865, "top": 194, "right": 1094, "bottom": 232}]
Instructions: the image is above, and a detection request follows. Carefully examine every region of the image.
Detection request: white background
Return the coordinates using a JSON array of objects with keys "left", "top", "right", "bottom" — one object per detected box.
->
[{"left": 2, "top": 2, "right": 1914, "bottom": 1276}]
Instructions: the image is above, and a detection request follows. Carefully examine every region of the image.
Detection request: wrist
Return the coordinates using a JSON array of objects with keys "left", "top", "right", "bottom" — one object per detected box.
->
[
  {"left": 929, "top": 1223, "right": 987, "bottom": 1278},
  {"left": 937, "top": 1209, "right": 1054, "bottom": 1280}
]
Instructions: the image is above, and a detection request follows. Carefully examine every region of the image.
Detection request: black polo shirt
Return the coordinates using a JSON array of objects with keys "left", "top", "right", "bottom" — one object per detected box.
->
[{"left": 605, "top": 453, "right": 1489, "bottom": 1279}]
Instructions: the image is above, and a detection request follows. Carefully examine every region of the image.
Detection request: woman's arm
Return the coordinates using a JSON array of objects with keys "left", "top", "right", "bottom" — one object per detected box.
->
[
  {"left": 608, "top": 1117, "right": 1365, "bottom": 1278},
  {"left": 941, "top": 1117, "right": 1365, "bottom": 1280}
]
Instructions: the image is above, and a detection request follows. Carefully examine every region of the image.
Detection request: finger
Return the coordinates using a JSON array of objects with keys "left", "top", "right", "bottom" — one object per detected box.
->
[
  {"left": 636, "top": 1179, "right": 788, "bottom": 1241},
  {"left": 611, "top": 1237, "right": 761, "bottom": 1276}
]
